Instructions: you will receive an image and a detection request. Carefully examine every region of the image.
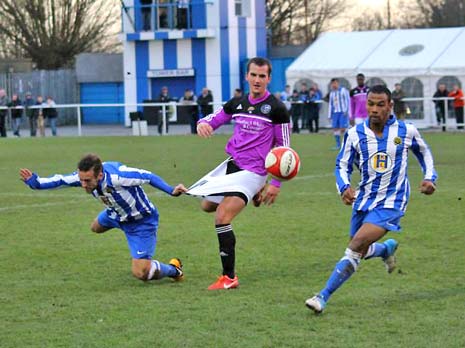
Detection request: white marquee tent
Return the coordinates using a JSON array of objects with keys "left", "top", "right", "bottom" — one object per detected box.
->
[{"left": 286, "top": 27, "right": 465, "bottom": 128}]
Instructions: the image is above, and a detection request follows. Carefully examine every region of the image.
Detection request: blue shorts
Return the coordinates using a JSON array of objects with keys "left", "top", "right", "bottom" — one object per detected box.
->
[
  {"left": 349, "top": 208, "right": 404, "bottom": 238},
  {"left": 331, "top": 112, "right": 349, "bottom": 129},
  {"left": 97, "top": 210, "right": 159, "bottom": 260}
]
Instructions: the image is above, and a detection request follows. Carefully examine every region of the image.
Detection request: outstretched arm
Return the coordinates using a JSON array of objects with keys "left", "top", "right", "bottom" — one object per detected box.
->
[
  {"left": 197, "top": 107, "right": 233, "bottom": 138},
  {"left": 117, "top": 165, "right": 186, "bottom": 196},
  {"left": 20, "top": 168, "right": 81, "bottom": 189}
]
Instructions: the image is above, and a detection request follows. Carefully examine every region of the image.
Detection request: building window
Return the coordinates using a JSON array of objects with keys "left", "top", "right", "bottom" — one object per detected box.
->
[
  {"left": 401, "top": 77, "right": 423, "bottom": 120},
  {"left": 235, "top": 0, "right": 251, "bottom": 17},
  {"left": 366, "top": 77, "right": 387, "bottom": 88}
]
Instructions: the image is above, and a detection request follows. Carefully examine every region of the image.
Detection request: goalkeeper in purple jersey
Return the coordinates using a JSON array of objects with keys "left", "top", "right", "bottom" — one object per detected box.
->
[{"left": 188, "top": 57, "right": 291, "bottom": 290}]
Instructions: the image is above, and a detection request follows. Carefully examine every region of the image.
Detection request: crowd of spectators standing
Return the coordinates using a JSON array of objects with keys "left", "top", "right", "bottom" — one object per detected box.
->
[
  {"left": 278, "top": 75, "right": 464, "bottom": 135},
  {"left": 1, "top": 79, "right": 463, "bottom": 138},
  {"left": 0, "top": 88, "right": 58, "bottom": 138}
]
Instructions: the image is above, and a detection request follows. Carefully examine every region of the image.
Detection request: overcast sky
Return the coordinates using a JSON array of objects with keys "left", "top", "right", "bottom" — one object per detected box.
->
[{"left": 337, "top": 0, "right": 402, "bottom": 30}]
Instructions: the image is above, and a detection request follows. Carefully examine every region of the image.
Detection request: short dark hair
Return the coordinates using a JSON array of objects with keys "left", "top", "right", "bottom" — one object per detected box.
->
[
  {"left": 330, "top": 78, "right": 339, "bottom": 83},
  {"left": 356, "top": 73, "right": 365, "bottom": 78},
  {"left": 246, "top": 57, "right": 272, "bottom": 76},
  {"left": 78, "top": 154, "right": 103, "bottom": 177},
  {"left": 368, "top": 84, "right": 392, "bottom": 102},
  {"left": 235, "top": 88, "right": 242, "bottom": 93}
]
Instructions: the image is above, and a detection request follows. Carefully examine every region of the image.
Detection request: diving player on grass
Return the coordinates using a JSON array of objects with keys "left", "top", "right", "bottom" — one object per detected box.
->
[
  {"left": 188, "top": 57, "right": 291, "bottom": 290},
  {"left": 306, "top": 85, "right": 437, "bottom": 314},
  {"left": 20, "top": 153, "right": 187, "bottom": 283}
]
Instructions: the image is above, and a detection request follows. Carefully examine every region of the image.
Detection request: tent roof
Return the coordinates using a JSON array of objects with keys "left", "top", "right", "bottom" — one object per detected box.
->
[
  {"left": 286, "top": 27, "right": 465, "bottom": 79},
  {"left": 430, "top": 28, "right": 465, "bottom": 75}
]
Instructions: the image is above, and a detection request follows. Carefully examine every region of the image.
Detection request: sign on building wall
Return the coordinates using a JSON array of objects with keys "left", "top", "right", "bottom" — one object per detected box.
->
[{"left": 147, "top": 69, "right": 195, "bottom": 78}]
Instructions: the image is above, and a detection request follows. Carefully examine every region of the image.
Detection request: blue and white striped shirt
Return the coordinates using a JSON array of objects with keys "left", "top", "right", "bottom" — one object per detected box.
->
[
  {"left": 24, "top": 162, "right": 174, "bottom": 222},
  {"left": 335, "top": 116, "right": 437, "bottom": 212},
  {"left": 329, "top": 87, "right": 351, "bottom": 117}
]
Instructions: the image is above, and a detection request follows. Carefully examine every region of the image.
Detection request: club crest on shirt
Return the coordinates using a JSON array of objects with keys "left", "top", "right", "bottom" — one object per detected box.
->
[
  {"left": 260, "top": 104, "right": 271, "bottom": 114},
  {"left": 247, "top": 106, "right": 255, "bottom": 113},
  {"left": 370, "top": 152, "right": 393, "bottom": 173},
  {"left": 393, "top": 136, "right": 402, "bottom": 145}
]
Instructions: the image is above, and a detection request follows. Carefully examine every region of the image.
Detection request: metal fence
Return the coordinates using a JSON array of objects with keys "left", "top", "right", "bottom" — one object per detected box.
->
[
  {"left": 0, "top": 69, "right": 78, "bottom": 123},
  {"left": 0, "top": 97, "right": 464, "bottom": 137}
]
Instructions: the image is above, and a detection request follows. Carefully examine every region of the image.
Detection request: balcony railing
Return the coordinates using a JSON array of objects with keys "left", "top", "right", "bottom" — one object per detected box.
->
[{"left": 121, "top": 1, "right": 213, "bottom": 32}]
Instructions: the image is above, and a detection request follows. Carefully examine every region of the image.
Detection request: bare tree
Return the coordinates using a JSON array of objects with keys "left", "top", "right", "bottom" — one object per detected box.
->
[
  {"left": 414, "top": 0, "right": 465, "bottom": 27},
  {"left": 0, "top": 0, "right": 120, "bottom": 69},
  {"left": 352, "top": 12, "right": 386, "bottom": 31},
  {"left": 267, "top": 0, "right": 346, "bottom": 46}
]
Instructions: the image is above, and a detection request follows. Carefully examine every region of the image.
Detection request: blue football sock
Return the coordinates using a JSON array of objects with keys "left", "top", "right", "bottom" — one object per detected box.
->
[
  {"left": 334, "top": 134, "right": 341, "bottom": 148},
  {"left": 320, "top": 248, "right": 361, "bottom": 302},
  {"left": 148, "top": 260, "right": 177, "bottom": 280},
  {"left": 364, "top": 242, "right": 387, "bottom": 260}
]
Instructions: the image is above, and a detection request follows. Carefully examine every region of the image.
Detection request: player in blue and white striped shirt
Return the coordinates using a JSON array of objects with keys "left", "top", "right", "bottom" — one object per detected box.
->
[
  {"left": 20, "top": 154, "right": 187, "bottom": 283},
  {"left": 306, "top": 85, "right": 437, "bottom": 314},
  {"left": 328, "top": 78, "right": 351, "bottom": 150}
]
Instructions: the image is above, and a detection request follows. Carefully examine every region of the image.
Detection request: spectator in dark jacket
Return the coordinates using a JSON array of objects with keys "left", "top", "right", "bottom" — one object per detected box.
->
[
  {"left": 24, "top": 92, "right": 37, "bottom": 136},
  {"left": 179, "top": 89, "right": 198, "bottom": 134},
  {"left": 299, "top": 83, "right": 310, "bottom": 129},
  {"left": 290, "top": 89, "right": 301, "bottom": 134},
  {"left": 392, "top": 83, "right": 407, "bottom": 120},
  {"left": 43, "top": 96, "right": 58, "bottom": 136},
  {"left": 156, "top": 86, "right": 174, "bottom": 134},
  {"left": 9, "top": 94, "right": 23, "bottom": 137},
  {"left": 197, "top": 87, "right": 213, "bottom": 118},
  {"left": 0, "top": 89, "right": 7, "bottom": 137},
  {"left": 433, "top": 83, "right": 449, "bottom": 131}
]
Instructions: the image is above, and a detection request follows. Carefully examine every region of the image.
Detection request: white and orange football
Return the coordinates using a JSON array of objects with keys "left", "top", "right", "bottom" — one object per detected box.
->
[{"left": 265, "top": 146, "right": 301, "bottom": 181}]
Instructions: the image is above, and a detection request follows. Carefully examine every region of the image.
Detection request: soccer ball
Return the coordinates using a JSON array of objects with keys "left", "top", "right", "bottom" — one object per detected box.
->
[{"left": 265, "top": 146, "right": 301, "bottom": 180}]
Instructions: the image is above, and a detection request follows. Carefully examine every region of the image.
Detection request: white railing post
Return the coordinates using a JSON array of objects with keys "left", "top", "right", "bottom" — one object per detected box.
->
[
  {"left": 444, "top": 97, "right": 449, "bottom": 130},
  {"left": 76, "top": 105, "right": 82, "bottom": 136},
  {"left": 162, "top": 104, "right": 167, "bottom": 135}
]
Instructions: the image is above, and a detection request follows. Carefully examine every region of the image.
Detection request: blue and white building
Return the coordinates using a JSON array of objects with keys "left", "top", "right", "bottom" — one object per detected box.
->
[{"left": 121, "top": 0, "right": 266, "bottom": 125}]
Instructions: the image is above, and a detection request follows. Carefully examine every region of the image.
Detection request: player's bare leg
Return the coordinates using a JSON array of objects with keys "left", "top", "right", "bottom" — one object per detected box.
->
[
  {"left": 90, "top": 219, "right": 112, "bottom": 233},
  {"left": 215, "top": 196, "right": 246, "bottom": 225},
  {"left": 208, "top": 196, "right": 246, "bottom": 290},
  {"left": 200, "top": 200, "right": 218, "bottom": 213},
  {"left": 349, "top": 223, "right": 387, "bottom": 255},
  {"left": 132, "top": 259, "right": 152, "bottom": 279},
  {"left": 131, "top": 258, "right": 183, "bottom": 281},
  {"left": 307, "top": 223, "right": 396, "bottom": 313}
]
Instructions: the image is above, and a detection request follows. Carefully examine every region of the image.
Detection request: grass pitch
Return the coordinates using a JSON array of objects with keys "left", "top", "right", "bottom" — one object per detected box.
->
[{"left": 1, "top": 133, "right": 464, "bottom": 348}]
